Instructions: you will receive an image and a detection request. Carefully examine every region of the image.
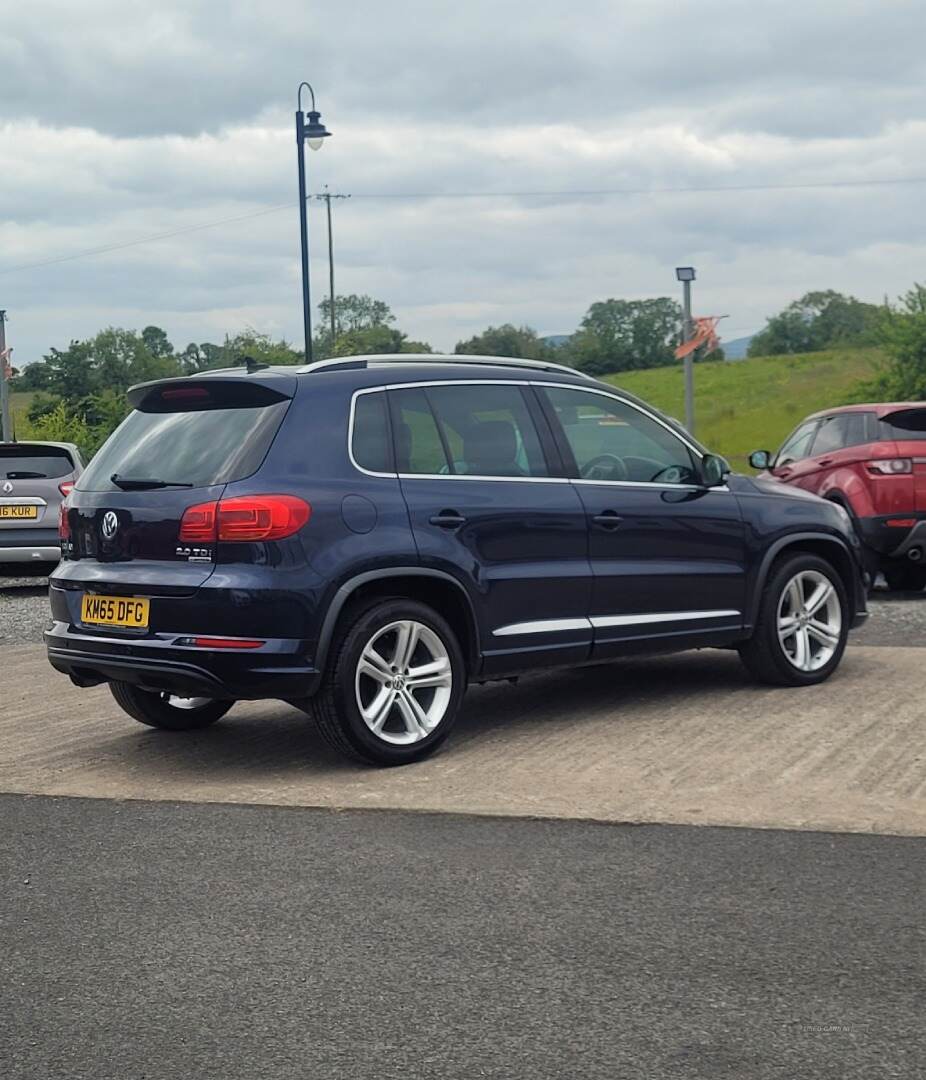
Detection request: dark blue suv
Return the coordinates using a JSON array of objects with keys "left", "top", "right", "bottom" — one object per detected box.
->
[{"left": 46, "top": 355, "right": 868, "bottom": 765}]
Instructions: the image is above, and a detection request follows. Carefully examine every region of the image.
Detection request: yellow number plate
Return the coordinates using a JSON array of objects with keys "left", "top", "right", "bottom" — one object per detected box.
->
[
  {"left": 0, "top": 505, "right": 39, "bottom": 519},
  {"left": 81, "top": 594, "right": 150, "bottom": 629}
]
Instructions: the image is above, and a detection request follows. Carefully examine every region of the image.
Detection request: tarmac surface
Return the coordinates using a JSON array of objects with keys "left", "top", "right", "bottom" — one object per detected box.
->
[{"left": 3, "top": 795, "right": 924, "bottom": 1080}]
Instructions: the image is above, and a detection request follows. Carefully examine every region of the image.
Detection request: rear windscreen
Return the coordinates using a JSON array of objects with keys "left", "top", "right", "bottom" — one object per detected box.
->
[
  {"left": 77, "top": 400, "right": 290, "bottom": 492},
  {"left": 880, "top": 410, "right": 926, "bottom": 441},
  {"left": 0, "top": 447, "right": 74, "bottom": 480}
]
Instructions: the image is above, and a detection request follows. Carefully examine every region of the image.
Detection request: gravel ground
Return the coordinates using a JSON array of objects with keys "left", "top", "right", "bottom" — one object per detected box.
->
[{"left": 2, "top": 574, "right": 925, "bottom": 646}]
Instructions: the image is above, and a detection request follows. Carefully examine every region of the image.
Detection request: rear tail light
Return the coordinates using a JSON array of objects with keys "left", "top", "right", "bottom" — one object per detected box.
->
[
  {"left": 179, "top": 501, "right": 218, "bottom": 542},
  {"left": 58, "top": 502, "right": 71, "bottom": 540},
  {"left": 886, "top": 518, "right": 917, "bottom": 528},
  {"left": 58, "top": 481, "right": 74, "bottom": 497},
  {"left": 179, "top": 495, "right": 310, "bottom": 543},
  {"left": 866, "top": 458, "right": 912, "bottom": 475}
]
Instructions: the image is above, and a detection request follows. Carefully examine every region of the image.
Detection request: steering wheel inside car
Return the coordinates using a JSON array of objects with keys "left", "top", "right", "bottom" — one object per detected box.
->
[
  {"left": 648, "top": 464, "right": 690, "bottom": 485},
  {"left": 580, "top": 453, "right": 628, "bottom": 481}
]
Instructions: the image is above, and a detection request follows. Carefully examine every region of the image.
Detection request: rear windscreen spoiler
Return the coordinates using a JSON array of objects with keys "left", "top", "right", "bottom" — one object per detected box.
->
[{"left": 127, "top": 373, "right": 298, "bottom": 412}]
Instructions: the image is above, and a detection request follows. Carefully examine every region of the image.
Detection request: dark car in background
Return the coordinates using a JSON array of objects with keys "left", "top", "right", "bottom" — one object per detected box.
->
[
  {"left": 0, "top": 441, "right": 84, "bottom": 575},
  {"left": 750, "top": 402, "right": 926, "bottom": 590},
  {"left": 46, "top": 355, "right": 867, "bottom": 765}
]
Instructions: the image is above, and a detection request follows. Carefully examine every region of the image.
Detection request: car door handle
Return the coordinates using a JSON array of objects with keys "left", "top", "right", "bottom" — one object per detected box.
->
[
  {"left": 592, "top": 511, "right": 623, "bottom": 530},
  {"left": 429, "top": 510, "right": 466, "bottom": 529},
  {"left": 816, "top": 458, "right": 833, "bottom": 467}
]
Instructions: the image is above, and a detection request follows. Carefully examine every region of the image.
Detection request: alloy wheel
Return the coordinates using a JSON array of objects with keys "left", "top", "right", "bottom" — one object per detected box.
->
[
  {"left": 777, "top": 570, "right": 842, "bottom": 672},
  {"left": 354, "top": 619, "right": 454, "bottom": 745}
]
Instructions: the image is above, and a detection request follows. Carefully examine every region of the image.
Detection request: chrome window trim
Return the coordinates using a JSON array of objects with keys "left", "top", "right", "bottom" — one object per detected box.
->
[
  {"left": 493, "top": 609, "right": 742, "bottom": 636},
  {"left": 347, "top": 379, "right": 729, "bottom": 491}
]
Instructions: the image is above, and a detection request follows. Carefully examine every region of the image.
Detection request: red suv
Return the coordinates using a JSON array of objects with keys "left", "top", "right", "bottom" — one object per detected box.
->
[{"left": 750, "top": 403, "right": 926, "bottom": 591}]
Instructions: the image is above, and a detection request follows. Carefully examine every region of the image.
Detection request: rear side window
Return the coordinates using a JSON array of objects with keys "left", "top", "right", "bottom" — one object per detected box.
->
[
  {"left": 78, "top": 394, "right": 290, "bottom": 492},
  {"left": 425, "top": 384, "right": 549, "bottom": 477},
  {"left": 812, "top": 413, "right": 872, "bottom": 455},
  {"left": 390, "top": 388, "right": 449, "bottom": 474},
  {"left": 879, "top": 409, "right": 926, "bottom": 441},
  {"left": 0, "top": 446, "right": 74, "bottom": 480},
  {"left": 351, "top": 392, "right": 392, "bottom": 473}
]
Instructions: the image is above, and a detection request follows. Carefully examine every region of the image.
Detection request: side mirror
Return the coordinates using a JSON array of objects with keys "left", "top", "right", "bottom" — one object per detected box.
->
[
  {"left": 749, "top": 449, "right": 772, "bottom": 470},
  {"left": 701, "top": 453, "right": 731, "bottom": 487}
]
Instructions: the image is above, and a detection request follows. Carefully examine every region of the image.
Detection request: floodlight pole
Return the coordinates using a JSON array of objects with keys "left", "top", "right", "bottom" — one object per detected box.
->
[{"left": 0, "top": 311, "right": 12, "bottom": 442}]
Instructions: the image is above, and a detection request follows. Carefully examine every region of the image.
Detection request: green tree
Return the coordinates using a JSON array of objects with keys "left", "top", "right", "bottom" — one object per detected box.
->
[
  {"left": 748, "top": 291, "right": 881, "bottom": 357},
  {"left": 858, "top": 284, "right": 926, "bottom": 400},
  {"left": 10, "top": 361, "right": 51, "bottom": 392},
  {"left": 569, "top": 298, "right": 682, "bottom": 375},
  {"left": 331, "top": 325, "right": 431, "bottom": 356},
  {"left": 454, "top": 324, "right": 553, "bottom": 360}
]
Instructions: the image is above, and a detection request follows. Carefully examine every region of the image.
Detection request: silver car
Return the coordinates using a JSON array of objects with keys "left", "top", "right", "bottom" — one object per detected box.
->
[{"left": 0, "top": 441, "right": 84, "bottom": 572}]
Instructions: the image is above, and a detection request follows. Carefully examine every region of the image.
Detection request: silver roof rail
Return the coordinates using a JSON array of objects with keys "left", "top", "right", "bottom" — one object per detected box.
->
[{"left": 298, "top": 353, "right": 594, "bottom": 380}]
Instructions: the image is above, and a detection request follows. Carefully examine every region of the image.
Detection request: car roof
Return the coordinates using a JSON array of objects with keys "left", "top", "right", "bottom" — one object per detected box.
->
[
  {"left": 805, "top": 402, "right": 926, "bottom": 421},
  {"left": 0, "top": 440, "right": 81, "bottom": 454}
]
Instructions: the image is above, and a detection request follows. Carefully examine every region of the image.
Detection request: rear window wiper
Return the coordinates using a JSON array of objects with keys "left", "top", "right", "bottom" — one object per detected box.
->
[
  {"left": 6, "top": 471, "right": 48, "bottom": 479},
  {"left": 110, "top": 473, "right": 194, "bottom": 490}
]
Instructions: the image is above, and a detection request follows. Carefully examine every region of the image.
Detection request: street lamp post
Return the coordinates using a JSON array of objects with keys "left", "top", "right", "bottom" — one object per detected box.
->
[
  {"left": 295, "top": 82, "right": 332, "bottom": 364},
  {"left": 676, "top": 266, "right": 696, "bottom": 434}
]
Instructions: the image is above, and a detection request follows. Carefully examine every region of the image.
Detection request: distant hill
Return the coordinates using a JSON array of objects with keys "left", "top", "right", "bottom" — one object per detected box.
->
[
  {"left": 541, "top": 334, "right": 573, "bottom": 348},
  {"left": 721, "top": 335, "right": 754, "bottom": 360},
  {"left": 605, "top": 346, "right": 882, "bottom": 468}
]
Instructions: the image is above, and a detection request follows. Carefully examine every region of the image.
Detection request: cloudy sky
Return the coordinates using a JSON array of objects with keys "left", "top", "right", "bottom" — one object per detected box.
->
[{"left": 2, "top": 0, "right": 925, "bottom": 363}]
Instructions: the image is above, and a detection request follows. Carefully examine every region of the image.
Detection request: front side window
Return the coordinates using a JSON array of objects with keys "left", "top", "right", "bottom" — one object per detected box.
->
[
  {"left": 775, "top": 421, "right": 818, "bottom": 467},
  {"left": 543, "top": 387, "right": 697, "bottom": 484}
]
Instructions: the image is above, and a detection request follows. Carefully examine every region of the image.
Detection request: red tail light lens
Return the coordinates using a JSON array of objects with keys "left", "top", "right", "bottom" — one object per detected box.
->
[
  {"left": 216, "top": 495, "right": 311, "bottom": 541},
  {"left": 866, "top": 458, "right": 912, "bottom": 475},
  {"left": 58, "top": 481, "right": 74, "bottom": 497},
  {"left": 179, "top": 501, "right": 218, "bottom": 542},
  {"left": 179, "top": 496, "right": 310, "bottom": 544},
  {"left": 886, "top": 518, "right": 917, "bottom": 528},
  {"left": 188, "top": 637, "right": 265, "bottom": 650},
  {"left": 58, "top": 501, "right": 71, "bottom": 540}
]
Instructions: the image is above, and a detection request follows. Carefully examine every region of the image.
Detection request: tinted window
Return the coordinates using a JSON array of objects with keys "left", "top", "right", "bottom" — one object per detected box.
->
[
  {"left": 390, "top": 388, "right": 450, "bottom": 474},
  {"left": 544, "top": 387, "right": 697, "bottom": 484},
  {"left": 812, "top": 413, "right": 872, "bottom": 456},
  {"left": 0, "top": 448, "right": 74, "bottom": 480},
  {"left": 775, "top": 421, "right": 818, "bottom": 466},
  {"left": 425, "top": 384, "right": 549, "bottom": 477},
  {"left": 879, "top": 409, "right": 926, "bottom": 441},
  {"left": 78, "top": 400, "right": 289, "bottom": 492},
  {"left": 351, "top": 392, "right": 392, "bottom": 473}
]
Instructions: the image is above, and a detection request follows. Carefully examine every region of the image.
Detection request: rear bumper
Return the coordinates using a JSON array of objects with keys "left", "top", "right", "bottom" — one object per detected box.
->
[
  {"left": 45, "top": 622, "right": 322, "bottom": 701},
  {"left": 856, "top": 514, "right": 926, "bottom": 558},
  {"left": 0, "top": 528, "right": 60, "bottom": 564}
]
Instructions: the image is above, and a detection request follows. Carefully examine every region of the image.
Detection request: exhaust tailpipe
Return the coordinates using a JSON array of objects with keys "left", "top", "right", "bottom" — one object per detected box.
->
[{"left": 908, "top": 547, "right": 923, "bottom": 562}]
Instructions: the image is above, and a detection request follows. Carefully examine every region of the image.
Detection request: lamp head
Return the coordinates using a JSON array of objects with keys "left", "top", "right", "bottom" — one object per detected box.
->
[
  {"left": 675, "top": 267, "right": 696, "bottom": 283},
  {"left": 304, "top": 110, "right": 331, "bottom": 150}
]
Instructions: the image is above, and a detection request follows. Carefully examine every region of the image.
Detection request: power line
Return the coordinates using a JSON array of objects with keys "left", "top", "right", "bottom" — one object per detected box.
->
[{"left": 1, "top": 174, "right": 924, "bottom": 276}]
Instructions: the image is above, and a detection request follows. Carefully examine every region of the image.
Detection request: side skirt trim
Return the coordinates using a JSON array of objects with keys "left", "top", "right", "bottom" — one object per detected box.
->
[{"left": 493, "top": 609, "right": 742, "bottom": 637}]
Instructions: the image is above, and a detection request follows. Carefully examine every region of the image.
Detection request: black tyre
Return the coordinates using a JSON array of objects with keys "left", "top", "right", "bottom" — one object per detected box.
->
[
  {"left": 882, "top": 563, "right": 926, "bottom": 592},
  {"left": 109, "top": 681, "right": 232, "bottom": 731},
  {"left": 738, "top": 553, "right": 849, "bottom": 687},
  {"left": 311, "top": 598, "right": 466, "bottom": 766}
]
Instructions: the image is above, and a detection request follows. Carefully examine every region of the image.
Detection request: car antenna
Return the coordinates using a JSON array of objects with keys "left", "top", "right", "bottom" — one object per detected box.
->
[{"left": 238, "top": 355, "right": 268, "bottom": 374}]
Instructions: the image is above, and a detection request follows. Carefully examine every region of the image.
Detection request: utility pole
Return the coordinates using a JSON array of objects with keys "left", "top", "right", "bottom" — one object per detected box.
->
[
  {"left": 0, "top": 311, "right": 12, "bottom": 443},
  {"left": 675, "top": 267, "right": 696, "bottom": 435},
  {"left": 316, "top": 187, "right": 350, "bottom": 344}
]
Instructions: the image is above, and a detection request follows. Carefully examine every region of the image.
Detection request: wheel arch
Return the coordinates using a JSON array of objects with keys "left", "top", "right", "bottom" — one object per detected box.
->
[
  {"left": 315, "top": 568, "right": 481, "bottom": 677},
  {"left": 747, "top": 533, "right": 859, "bottom": 627}
]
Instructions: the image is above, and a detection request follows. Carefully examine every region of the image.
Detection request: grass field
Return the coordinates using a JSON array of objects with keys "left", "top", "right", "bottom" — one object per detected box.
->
[{"left": 605, "top": 347, "right": 883, "bottom": 467}]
